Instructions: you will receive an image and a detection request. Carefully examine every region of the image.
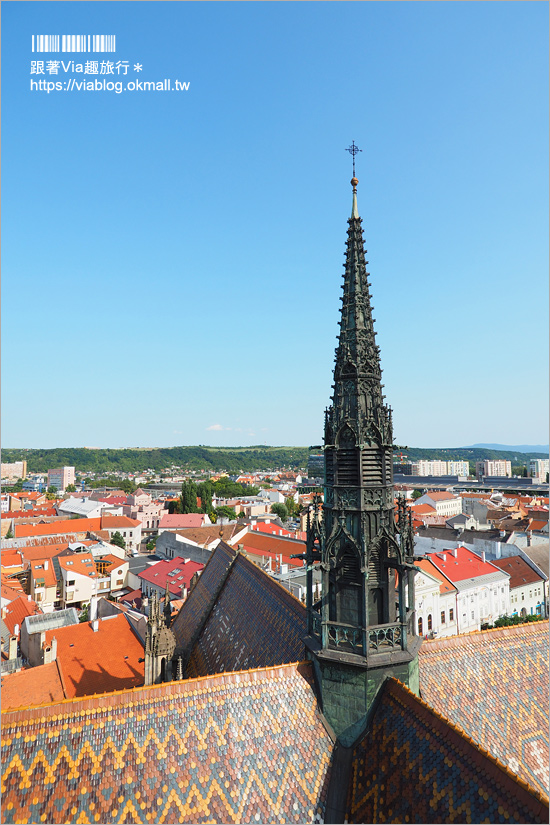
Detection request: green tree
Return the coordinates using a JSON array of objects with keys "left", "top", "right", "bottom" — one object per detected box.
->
[
  {"left": 180, "top": 480, "right": 199, "bottom": 514},
  {"left": 271, "top": 503, "right": 289, "bottom": 521},
  {"left": 79, "top": 604, "right": 89, "bottom": 623},
  {"left": 146, "top": 536, "right": 157, "bottom": 553},
  {"left": 110, "top": 531, "right": 126, "bottom": 549},
  {"left": 47, "top": 485, "right": 58, "bottom": 494},
  {"left": 284, "top": 497, "right": 299, "bottom": 518},
  {"left": 168, "top": 499, "right": 183, "bottom": 514},
  {"left": 65, "top": 484, "right": 77, "bottom": 493},
  {"left": 197, "top": 481, "right": 213, "bottom": 514},
  {"left": 214, "top": 506, "right": 237, "bottom": 521},
  {"left": 411, "top": 490, "right": 423, "bottom": 500},
  {"left": 5, "top": 526, "right": 14, "bottom": 539}
]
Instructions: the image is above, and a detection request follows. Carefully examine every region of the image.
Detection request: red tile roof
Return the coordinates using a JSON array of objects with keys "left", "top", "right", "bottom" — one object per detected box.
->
[
  {"left": 44, "top": 614, "right": 144, "bottom": 698},
  {"left": 1, "top": 660, "right": 66, "bottom": 710},
  {"left": 3, "top": 595, "right": 41, "bottom": 635},
  {"left": 30, "top": 558, "right": 57, "bottom": 588},
  {"left": 14, "top": 517, "right": 101, "bottom": 538},
  {"left": 411, "top": 503, "right": 436, "bottom": 515},
  {"left": 415, "top": 558, "right": 457, "bottom": 595},
  {"left": 425, "top": 492, "right": 459, "bottom": 501},
  {"left": 0, "top": 549, "right": 23, "bottom": 568},
  {"left": 159, "top": 513, "right": 208, "bottom": 529},
  {"left": 237, "top": 530, "right": 307, "bottom": 568},
  {"left": 427, "top": 546, "right": 506, "bottom": 583},
  {"left": 491, "top": 556, "right": 545, "bottom": 589},
  {"left": 100, "top": 515, "right": 141, "bottom": 529},
  {"left": 140, "top": 557, "right": 204, "bottom": 595},
  {"left": 58, "top": 553, "right": 101, "bottom": 579},
  {"left": 529, "top": 519, "right": 548, "bottom": 532}
]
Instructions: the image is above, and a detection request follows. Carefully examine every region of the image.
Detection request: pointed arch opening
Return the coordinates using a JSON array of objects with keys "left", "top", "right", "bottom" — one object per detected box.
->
[{"left": 329, "top": 543, "right": 363, "bottom": 629}]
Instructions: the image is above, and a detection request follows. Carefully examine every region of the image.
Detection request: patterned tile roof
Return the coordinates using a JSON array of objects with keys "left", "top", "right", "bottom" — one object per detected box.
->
[
  {"left": 171, "top": 541, "right": 237, "bottom": 663},
  {"left": 183, "top": 550, "right": 307, "bottom": 679},
  {"left": 347, "top": 678, "right": 549, "bottom": 824},
  {"left": 418, "top": 621, "right": 549, "bottom": 797},
  {"left": 1, "top": 661, "right": 333, "bottom": 824}
]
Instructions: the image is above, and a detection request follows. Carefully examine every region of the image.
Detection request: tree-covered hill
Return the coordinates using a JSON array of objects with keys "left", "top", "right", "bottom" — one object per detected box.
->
[{"left": 1, "top": 444, "right": 546, "bottom": 476}]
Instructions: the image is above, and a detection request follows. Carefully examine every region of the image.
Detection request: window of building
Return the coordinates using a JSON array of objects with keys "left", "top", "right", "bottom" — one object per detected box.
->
[
  {"left": 116, "top": 579, "right": 123, "bottom": 586},
  {"left": 522, "top": 594, "right": 525, "bottom": 600},
  {"left": 470, "top": 595, "right": 474, "bottom": 603},
  {"left": 67, "top": 579, "right": 75, "bottom": 586},
  {"left": 418, "top": 617, "right": 423, "bottom": 636},
  {"left": 427, "top": 614, "right": 432, "bottom": 631},
  {"left": 449, "top": 608, "right": 454, "bottom": 621},
  {"left": 441, "top": 611, "right": 445, "bottom": 624},
  {"left": 471, "top": 611, "right": 474, "bottom": 620},
  {"left": 66, "top": 591, "right": 74, "bottom": 601}
]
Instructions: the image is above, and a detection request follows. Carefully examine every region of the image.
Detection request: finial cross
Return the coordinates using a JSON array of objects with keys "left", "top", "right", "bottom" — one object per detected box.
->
[{"left": 346, "top": 141, "right": 362, "bottom": 177}]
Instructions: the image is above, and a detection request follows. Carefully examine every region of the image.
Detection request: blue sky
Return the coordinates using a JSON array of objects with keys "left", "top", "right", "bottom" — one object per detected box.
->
[{"left": 2, "top": 1, "right": 548, "bottom": 450}]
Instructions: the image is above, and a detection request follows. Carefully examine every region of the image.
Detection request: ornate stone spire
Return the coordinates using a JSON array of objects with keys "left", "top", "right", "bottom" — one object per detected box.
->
[{"left": 304, "top": 160, "right": 420, "bottom": 745}]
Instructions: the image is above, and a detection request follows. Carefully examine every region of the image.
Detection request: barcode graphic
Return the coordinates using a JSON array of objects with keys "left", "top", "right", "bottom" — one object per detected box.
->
[{"left": 32, "top": 35, "right": 116, "bottom": 53}]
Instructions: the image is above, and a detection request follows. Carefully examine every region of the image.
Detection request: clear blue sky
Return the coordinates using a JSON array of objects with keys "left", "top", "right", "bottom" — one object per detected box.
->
[{"left": 2, "top": 1, "right": 548, "bottom": 450}]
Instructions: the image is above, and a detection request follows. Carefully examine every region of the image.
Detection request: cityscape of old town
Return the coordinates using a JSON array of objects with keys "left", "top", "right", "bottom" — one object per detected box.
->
[{"left": 1, "top": 166, "right": 548, "bottom": 823}]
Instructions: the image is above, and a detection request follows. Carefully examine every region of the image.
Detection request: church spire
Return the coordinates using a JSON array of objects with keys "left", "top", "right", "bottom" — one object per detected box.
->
[{"left": 305, "top": 154, "right": 420, "bottom": 745}]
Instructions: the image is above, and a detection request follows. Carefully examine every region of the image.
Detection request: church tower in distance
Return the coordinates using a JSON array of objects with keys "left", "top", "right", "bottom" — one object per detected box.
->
[{"left": 304, "top": 158, "right": 420, "bottom": 746}]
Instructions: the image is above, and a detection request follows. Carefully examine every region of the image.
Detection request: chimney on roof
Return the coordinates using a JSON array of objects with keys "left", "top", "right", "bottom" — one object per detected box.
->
[
  {"left": 92, "top": 619, "right": 99, "bottom": 632},
  {"left": 8, "top": 636, "right": 18, "bottom": 660},
  {"left": 481, "top": 551, "right": 486, "bottom": 563},
  {"left": 43, "top": 637, "right": 57, "bottom": 664},
  {"left": 27, "top": 594, "right": 32, "bottom": 601},
  {"left": 44, "top": 560, "right": 49, "bottom": 570},
  {"left": 451, "top": 548, "right": 458, "bottom": 558},
  {"left": 181, "top": 585, "right": 187, "bottom": 600},
  {"left": 89, "top": 594, "right": 98, "bottom": 622},
  {"left": 1, "top": 607, "right": 7, "bottom": 620}
]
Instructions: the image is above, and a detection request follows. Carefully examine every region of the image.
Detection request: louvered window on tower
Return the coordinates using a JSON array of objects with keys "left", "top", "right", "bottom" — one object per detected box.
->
[
  {"left": 332, "top": 547, "right": 362, "bottom": 628},
  {"left": 325, "top": 450, "right": 334, "bottom": 486},
  {"left": 361, "top": 448, "right": 383, "bottom": 485},
  {"left": 336, "top": 428, "right": 359, "bottom": 486}
]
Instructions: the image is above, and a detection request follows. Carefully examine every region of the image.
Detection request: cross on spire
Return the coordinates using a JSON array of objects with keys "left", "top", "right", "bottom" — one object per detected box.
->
[{"left": 346, "top": 141, "right": 362, "bottom": 177}]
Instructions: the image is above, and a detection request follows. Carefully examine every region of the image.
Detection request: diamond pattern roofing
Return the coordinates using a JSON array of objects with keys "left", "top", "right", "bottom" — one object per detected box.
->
[
  {"left": 418, "top": 622, "right": 549, "bottom": 797},
  {"left": 1, "top": 661, "right": 332, "bottom": 825},
  {"left": 347, "top": 678, "right": 548, "bottom": 824}
]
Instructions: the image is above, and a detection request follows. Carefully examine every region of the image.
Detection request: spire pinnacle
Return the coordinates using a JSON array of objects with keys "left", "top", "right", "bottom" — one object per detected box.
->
[
  {"left": 346, "top": 141, "right": 362, "bottom": 219},
  {"left": 351, "top": 176, "right": 359, "bottom": 219}
]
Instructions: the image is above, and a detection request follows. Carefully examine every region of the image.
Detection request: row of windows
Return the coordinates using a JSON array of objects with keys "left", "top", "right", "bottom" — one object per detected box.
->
[{"left": 419, "top": 608, "right": 455, "bottom": 635}]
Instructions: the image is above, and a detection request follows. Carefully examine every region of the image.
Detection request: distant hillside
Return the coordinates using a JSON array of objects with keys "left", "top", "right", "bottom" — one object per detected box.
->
[
  {"left": 397, "top": 447, "right": 547, "bottom": 463},
  {"left": 1, "top": 443, "right": 546, "bottom": 476},
  {"left": 467, "top": 443, "right": 549, "bottom": 454},
  {"left": 0, "top": 446, "right": 310, "bottom": 475}
]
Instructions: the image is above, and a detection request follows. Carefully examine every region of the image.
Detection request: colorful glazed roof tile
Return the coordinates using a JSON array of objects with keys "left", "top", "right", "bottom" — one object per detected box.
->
[
  {"left": 171, "top": 541, "right": 238, "bottom": 661},
  {"left": 171, "top": 543, "right": 306, "bottom": 679},
  {"left": 347, "top": 678, "right": 548, "bottom": 824},
  {"left": 418, "top": 621, "right": 549, "bottom": 797},
  {"left": 1, "top": 661, "right": 332, "bottom": 825}
]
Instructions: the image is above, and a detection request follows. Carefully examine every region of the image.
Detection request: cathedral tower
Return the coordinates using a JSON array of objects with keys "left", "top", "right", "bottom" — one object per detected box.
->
[{"left": 304, "top": 156, "right": 420, "bottom": 745}]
